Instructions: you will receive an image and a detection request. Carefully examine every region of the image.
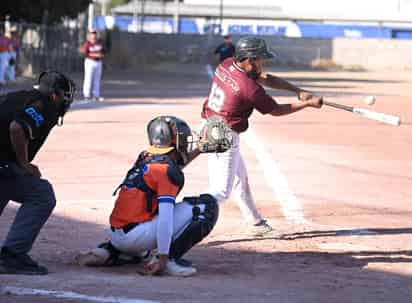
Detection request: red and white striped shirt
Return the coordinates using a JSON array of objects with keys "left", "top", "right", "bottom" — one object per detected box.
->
[{"left": 81, "top": 40, "right": 104, "bottom": 60}]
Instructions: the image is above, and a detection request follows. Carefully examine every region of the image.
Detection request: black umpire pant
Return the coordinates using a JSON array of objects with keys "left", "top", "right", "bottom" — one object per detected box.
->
[{"left": 0, "top": 162, "right": 56, "bottom": 254}]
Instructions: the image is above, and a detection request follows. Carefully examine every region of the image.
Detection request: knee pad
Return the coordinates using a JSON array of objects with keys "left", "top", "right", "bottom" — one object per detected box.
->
[{"left": 169, "top": 194, "right": 219, "bottom": 260}]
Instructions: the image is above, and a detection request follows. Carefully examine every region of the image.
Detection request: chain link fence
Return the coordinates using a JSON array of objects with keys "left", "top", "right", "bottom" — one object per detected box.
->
[{"left": 1, "top": 22, "right": 87, "bottom": 78}]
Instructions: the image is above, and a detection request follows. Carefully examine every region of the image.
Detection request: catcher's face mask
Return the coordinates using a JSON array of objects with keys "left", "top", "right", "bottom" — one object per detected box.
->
[
  {"left": 36, "top": 70, "right": 76, "bottom": 125},
  {"left": 147, "top": 116, "right": 194, "bottom": 166}
]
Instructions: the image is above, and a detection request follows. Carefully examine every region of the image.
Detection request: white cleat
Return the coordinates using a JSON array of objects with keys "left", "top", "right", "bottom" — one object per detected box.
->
[
  {"left": 165, "top": 260, "right": 197, "bottom": 277},
  {"left": 247, "top": 220, "right": 276, "bottom": 237}
]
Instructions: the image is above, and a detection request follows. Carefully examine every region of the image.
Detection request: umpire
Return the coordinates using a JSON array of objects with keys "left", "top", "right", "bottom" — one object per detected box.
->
[{"left": 0, "top": 71, "right": 75, "bottom": 275}]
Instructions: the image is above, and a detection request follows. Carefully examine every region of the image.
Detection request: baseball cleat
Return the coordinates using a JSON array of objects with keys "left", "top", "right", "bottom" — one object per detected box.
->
[
  {"left": 165, "top": 260, "right": 197, "bottom": 277},
  {"left": 247, "top": 220, "right": 275, "bottom": 237},
  {"left": 0, "top": 247, "right": 48, "bottom": 275},
  {"left": 75, "top": 248, "right": 110, "bottom": 266}
]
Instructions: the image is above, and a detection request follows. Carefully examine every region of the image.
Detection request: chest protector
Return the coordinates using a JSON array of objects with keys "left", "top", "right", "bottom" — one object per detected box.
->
[{"left": 113, "top": 153, "right": 185, "bottom": 218}]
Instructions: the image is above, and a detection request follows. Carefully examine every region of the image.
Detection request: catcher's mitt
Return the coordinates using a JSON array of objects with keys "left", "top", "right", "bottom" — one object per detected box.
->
[{"left": 198, "top": 116, "right": 233, "bottom": 153}]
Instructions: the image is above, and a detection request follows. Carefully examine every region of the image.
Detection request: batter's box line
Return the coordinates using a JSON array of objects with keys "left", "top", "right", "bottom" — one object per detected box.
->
[{"left": 1, "top": 286, "right": 159, "bottom": 303}]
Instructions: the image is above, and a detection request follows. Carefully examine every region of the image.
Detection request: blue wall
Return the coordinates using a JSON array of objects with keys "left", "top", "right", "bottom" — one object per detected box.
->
[
  {"left": 95, "top": 16, "right": 199, "bottom": 34},
  {"left": 296, "top": 23, "right": 392, "bottom": 39},
  {"left": 95, "top": 16, "right": 412, "bottom": 40}
]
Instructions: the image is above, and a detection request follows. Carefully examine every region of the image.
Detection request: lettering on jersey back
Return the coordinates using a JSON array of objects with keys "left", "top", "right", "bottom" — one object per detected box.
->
[{"left": 215, "top": 66, "right": 240, "bottom": 93}]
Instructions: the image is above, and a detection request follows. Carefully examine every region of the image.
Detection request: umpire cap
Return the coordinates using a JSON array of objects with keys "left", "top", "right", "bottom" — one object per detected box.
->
[{"left": 234, "top": 37, "right": 276, "bottom": 62}]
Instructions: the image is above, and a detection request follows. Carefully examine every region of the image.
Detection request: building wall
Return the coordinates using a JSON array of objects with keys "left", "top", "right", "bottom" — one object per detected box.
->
[
  {"left": 332, "top": 38, "right": 412, "bottom": 69},
  {"left": 184, "top": 0, "right": 411, "bottom": 13},
  {"left": 107, "top": 32, "right": 412, "bottom": 70}
]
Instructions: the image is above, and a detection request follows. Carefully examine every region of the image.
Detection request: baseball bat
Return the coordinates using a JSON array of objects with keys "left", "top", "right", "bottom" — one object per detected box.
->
[{"left": 323, "top": 100, "right": 401, "bottom": 126}]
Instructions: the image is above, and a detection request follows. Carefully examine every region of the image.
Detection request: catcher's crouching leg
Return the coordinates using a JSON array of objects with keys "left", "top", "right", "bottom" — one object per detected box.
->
[{"left": 169, "top": 194, "right": 219, "bottom": 260}]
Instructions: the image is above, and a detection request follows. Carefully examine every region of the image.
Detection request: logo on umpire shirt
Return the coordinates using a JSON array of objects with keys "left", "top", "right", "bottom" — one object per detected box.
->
[{"left": 25, "top": 107, "right": 44, "bottom": 127}]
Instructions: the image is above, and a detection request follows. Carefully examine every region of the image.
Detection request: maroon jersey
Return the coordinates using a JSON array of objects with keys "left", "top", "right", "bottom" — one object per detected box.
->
[
  {"left": 81, "top": 40, "right": 104, "bottom": 60},
  {"left": 0, "top": 35, "right": 11, "bottom": 52},
  {"left": 201, "top": 57, "right": 276, "bottom": 133}
]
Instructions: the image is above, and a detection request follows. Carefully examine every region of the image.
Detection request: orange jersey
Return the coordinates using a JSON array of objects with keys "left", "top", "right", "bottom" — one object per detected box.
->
[{"left": 110, "top": 156, "right": 184, "bottom": 228}]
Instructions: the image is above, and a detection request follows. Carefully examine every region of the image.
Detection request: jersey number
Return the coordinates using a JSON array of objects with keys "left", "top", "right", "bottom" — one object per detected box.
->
[{"left": 207, "top": 83, "right": 225, "bottom": 112}]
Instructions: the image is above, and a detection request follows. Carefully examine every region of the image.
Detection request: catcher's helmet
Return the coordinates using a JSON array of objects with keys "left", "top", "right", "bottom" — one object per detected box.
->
[
  {"left": 234, "top": 37, "right": 275, "bottom": 62},
  {"left": 147, "top": 116, "right": 193, "bottom": 166},
  {"left": 36, "top": 70, "right": 76, "bottom": 120}
]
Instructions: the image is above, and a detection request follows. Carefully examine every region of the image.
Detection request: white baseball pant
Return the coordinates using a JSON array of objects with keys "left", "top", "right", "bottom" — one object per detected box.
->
[
  {"left": 83, "top": 58, "right": 102, "bottom": 98},
  {"left": 108, "top": 201, "right": 205, "bottom": 254},
  {"left": 6, "top": 50, "right": 16, "bottom": 81},
  {"left": 0, "top": 51, "right": 9, "bottom": 85},
  {"left": 207, "top": 130, "right": 262, "bottom": 224}
]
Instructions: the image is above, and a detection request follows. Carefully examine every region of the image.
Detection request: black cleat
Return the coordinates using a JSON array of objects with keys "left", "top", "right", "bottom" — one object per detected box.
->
[{"left": 0, "top": 247, "right": 48, "bottom": 275}]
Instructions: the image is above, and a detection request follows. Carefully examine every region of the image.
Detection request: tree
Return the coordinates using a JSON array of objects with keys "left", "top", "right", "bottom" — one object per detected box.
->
[
  {"left": 108, "top": 0, "right": 131, "bottom": 12},
  {"left": 0, "top": 0, "right": 92, "bottom": 24}
]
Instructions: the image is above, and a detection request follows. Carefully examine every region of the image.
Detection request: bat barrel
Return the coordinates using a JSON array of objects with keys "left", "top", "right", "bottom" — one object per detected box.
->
[
  {"left": 323, "top": 100, "right": 401, "bottom": 126},
  {"left": 353, "top": 108, "right": 401, "bottom": 126}
]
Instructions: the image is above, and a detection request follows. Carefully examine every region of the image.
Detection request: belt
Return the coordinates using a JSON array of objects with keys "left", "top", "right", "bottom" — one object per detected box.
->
[
  {"left": 110, "top": 222, "right": 140, "bottom": 234},
  {"left": 87, "top": 57, "right": 101, "bottom": 61}
]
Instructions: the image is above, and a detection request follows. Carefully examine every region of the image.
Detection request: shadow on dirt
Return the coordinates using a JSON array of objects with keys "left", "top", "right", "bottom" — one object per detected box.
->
[
  {"left": 282, "top": 227, "right": 412, "bottom": 240},
  {"left": 1, "top": 205, "right": 412, "bottom": 303}
]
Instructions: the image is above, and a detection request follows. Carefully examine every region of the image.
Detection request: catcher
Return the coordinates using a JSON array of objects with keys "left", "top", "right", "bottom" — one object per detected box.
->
[{"left": 76, "top": 115, "right": 232, "bottom": 277}]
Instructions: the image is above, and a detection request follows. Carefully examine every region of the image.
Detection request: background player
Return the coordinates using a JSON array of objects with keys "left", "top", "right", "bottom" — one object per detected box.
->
[
  {"left": 214, "top": 35, "right": 236, "bottom": 64},
  {"left": 201, "top": 37, "right": 323, "bottom": 237},
  {"left": 81, "top": 29, "right": 105, "bottom": 102},
  {"left": 0, "top": 26, "right": 11, "bottom": 87},
  {"left": 6, "top": 26, "right": 20, "bottom": 82},
  {"left": 76, "top": 116, "right": 230, "bottom": 277},
  {"left": 0, "top": 71, "right": 75, "bottom": 275}
]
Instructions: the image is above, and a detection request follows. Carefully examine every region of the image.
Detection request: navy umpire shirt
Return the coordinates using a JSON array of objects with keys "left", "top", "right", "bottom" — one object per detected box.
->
[
  {"left": 0, "top": 90, "right": 60, "bottom": 163},
  {"left": 215, "top": 43, "right": 236, "bottom": 63}
]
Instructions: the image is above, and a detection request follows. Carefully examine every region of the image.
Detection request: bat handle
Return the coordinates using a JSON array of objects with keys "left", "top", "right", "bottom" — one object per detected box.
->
[{"left": 323, "top": 100, "right": 354, "bottom": 112}]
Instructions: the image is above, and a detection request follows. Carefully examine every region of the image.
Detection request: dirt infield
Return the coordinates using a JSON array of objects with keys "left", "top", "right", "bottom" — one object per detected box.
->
[{"left": 1, "top": 64, "right": 412, "bottom": 303}]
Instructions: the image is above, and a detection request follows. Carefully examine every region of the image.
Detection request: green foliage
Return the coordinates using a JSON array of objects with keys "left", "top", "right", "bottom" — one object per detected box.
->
[
  {"left": 0, "top": 0, "right": 92, "bottom": 24},
  {"left": 108, "top": 0, "right": 131, "bottom": 11},
  {"left": 107, "top": 0, "right": 183, "bottom": 12}
]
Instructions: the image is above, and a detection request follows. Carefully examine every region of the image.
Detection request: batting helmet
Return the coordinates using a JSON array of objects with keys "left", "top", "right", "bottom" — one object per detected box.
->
[
  {"left": 147, "top": 116, "right": 193, "bottom": 166},
  {"left": 234, "top": 37, "right": 275, "bottom": 62},
  {"left": 36, "top": 70, "right": 76, "bottom": 120}
]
